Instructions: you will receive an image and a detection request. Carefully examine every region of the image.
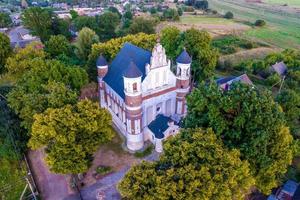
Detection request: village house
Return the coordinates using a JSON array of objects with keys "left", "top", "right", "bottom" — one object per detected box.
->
[
  {"left": 216, "top": 73, "right": 253, "bottom": 90},
  {"left": 96, "top": 42, "right": 191, "bottom": 152},
  {"left": 271, "top": 61, "right": 288, "bottom": 77}
]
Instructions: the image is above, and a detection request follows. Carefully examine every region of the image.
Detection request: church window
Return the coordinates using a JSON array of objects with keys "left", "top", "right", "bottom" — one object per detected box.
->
[{"left": 133, "top": 82, "right": 137, "bottom": 92}]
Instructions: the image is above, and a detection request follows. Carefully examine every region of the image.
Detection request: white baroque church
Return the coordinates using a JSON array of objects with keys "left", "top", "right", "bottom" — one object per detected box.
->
[{"left": 96, "top": 42, "right": 191, "bottom": 152}]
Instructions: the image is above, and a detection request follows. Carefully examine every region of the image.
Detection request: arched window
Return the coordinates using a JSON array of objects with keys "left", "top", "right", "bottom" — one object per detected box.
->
[{"left": 133, "top": 82, "right": 137, "bottom": 92}]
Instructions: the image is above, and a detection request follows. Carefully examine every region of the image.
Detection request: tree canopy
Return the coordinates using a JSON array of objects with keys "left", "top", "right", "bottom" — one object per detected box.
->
[
  {"left": 21, "top": 7, "right": 70, "bottom": 41},
  {"left": 5, "top": 42, "right": 46, "bottom": 80},
  {"left": 128, "top": 17, "right": 156, "bottom": 35},
  {"left": 184, "top": 28, "right": 218, "bottom": 82},
  {"left": 184, "top": 82, "right": 296, "bottom": 194},
  {"left": 74, "top": 27, "right": 99, "bottom": 61},
  {"left": 7, "top": 59, "right": 88, "bottom": 132},
  {"left": 45, "top": 35, "right": 71, "bottom": 58},
  {"left": 28, "top": 100, "right": 114, "bottom": 174},
  {"left": 0, "top": 33, "right": 12, "bottom": 74},
  {"left": 97, "top": 12, "right": 120, "bottom": 41},
  {"left": 160, "top": 26, "right": 183, "bottom": 60},
  {"left": 276, "top": 89, "right": 300, "bottom": 135},
  {"left": 0, "top": 12, "right": 12, "bottom": 28},
  {"left": 118, "top": 128, "right": 254, "bottom": 200}
]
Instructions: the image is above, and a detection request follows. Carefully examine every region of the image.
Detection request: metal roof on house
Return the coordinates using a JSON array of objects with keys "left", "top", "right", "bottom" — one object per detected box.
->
[
  {"left": 96, "top": 55, "right": 107, "bottom": 66},
  {"left": 272, "top": 61, "right": 288, "bottom": 76},
  {"left": 148, "top": 114, "right": 171, "bottom": 139},
  {"left": 216, "top": 74, "right": 253, "bottom": 88},
  {"left": 123, "top": 60, "right": 142, "bottom": 78},
  {"left": 103, "top": 42, "right": 152, "bottom": 99},
  {"left": 176, "top": 49, "right": 192, "bottom": 64}
]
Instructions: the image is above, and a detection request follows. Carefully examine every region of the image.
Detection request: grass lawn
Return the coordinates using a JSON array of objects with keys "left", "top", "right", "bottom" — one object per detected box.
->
[{"left": 209, "top": 0, "right": 300, "bottom": 49}]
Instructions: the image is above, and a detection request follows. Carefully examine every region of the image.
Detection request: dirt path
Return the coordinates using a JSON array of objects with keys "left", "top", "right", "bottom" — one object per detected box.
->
[{"left": 27, "top": 149, "right": 74, "bottom": 200}]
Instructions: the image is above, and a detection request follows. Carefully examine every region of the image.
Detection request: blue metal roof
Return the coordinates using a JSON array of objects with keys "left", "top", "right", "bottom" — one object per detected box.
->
[
  {"left": 176, "top": 49, "right": 192, "bottom": 64},
  {"left": 216, "top": 76, "right": 235, "bottom": 85},
  {"left": 148, "top": 114, "right": 171, "bottom": 139},
  {"left": 103, "top": 43, "right": 151, "bottom": 99},
  {"left": 96, "top": 55, "right": 108, "bottom": 66}
]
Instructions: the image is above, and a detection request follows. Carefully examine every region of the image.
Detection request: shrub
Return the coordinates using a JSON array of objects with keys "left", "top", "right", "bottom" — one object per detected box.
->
[
  {"left": 266, "top": 73, "right": 281, "bottom": 86},
  {"left": 134, "top": 145, "right": 153, "bottom": 158},
  {"left": 224, "top": 11, "right": 234, "bottom": 19},
  {"left": 96, "top": 166, "right": 113, "bottom": 175},
  {"left": 241, "top": 41, "right": 255, "bottom": 49},
  {"left": 255, "top": 19, "right": 266, "bottom": 27}
]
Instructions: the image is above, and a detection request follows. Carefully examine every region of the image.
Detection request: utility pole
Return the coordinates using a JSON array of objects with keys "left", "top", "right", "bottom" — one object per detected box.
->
[
  {"left": 25, "top": 177, "right": 37, "bottom": 200},
  {"left": 279, "top": 75, "right": 286, "bottom": 93}
]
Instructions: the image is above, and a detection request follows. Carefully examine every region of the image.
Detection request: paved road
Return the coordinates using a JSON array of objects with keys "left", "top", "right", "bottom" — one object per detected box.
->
[
  {"left": 65, "top": 152, "right": 160, "bottom": 200},
  {"left": 28, "top": 150, "right": 71, "bottom": 200}
]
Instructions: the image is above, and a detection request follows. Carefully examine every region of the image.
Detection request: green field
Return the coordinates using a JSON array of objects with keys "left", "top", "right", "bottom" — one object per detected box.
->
[
  {"left": 180, "top": 15, "right": 236, "bottom": 24},
  {"left": 209, "top": 0, "right": 300, "bottom": 49},
  {"left": 265, "top": 0, "right": 300, "bottom": 7}
]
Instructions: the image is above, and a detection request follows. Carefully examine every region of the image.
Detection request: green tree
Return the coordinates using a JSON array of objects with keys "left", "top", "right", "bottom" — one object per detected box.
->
[
  {"left": 21, "top": 7, "right": 54, "bottom": 42},
  {"left": 73, "top": 15, "right": 98, "bottom": 33},
  {"left": 7, "top": 59, "right": 88, "bottom": 131},
  {"left": 0, "top": 33, "right": 12, "bottom": 73},
  {"left": 184, "top": 28, "right": 218, "bottom": 81},
  {"left": 161, "top": 26, "right": 183, "bottom": 60},
  {"left": 108, "top": 6, "right": 122, "bottom": 19},
  {"left": 224, "top": 11, "right": 234, "bottom": 19},
  {"left": 0, "top": 12, "right": 12, "bottom": 28},
  {"left": 97, "top": 12, "right": 120, "bottom": 41},
  {"left": 22, "top": 7, "right": 71, "bottom": 41},
  {"left": 28, "top": 100, "right": 114, "bottom": 174},
  {"left": 276, "top": 89, "right": 300, "bottom": 134},
  {"left": 45, "top": 35, "right": 71, "bottom": 58},
  {"left": 128, "top": 17, "right": 156, "bottom": 35},
  {"left": 5, "top": 42, "right": 46, "bottom": 80},
  {"left": 162, "top": 8, "right": 180, "bottom": 21},
  {"left": 74, "top": 27, "right": 99, "bottom": 61},
  {"left": 70, "top": 9, "right": 79, "bottom": 20},
  {"left": 118, "top": 128, "right": 254, "bottom": 200},
  {"left": 184, "top": 82, "right": 296, "bottom": 194}
]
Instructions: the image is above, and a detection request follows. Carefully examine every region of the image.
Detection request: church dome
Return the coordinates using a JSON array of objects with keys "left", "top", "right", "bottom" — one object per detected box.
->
[
  {"left": 123, "top": 61, "right": 142, "bottom": 78},
  {"left": 176, "top": 49, "right": 192, "bottom": 64},
  {"left": 96, "top": 55, "right": 108, "bottom": 66}
]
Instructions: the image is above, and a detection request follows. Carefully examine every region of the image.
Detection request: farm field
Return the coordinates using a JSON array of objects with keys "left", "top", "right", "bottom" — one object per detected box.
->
[
  {"left": 265, "top": 0, "right": 300, "bottom": 7},
  {"left": 209, "top": 0, "right": 300, "bottom": 49},
  {"left": 157, "top": 15, "right": 250, "bottom": 36}
]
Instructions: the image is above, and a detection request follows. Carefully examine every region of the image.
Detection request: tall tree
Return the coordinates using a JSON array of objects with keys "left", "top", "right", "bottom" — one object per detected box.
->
[
  {"left": 28, "top": 100, "right": 114, "bottom": 174},
  {"left": 160, "top": 26, "right": 183, "bottom": 60},
  {"left": 5, "top": 41, "right": 46, "bottom": 80},
  {"left": 184, "top": 82, "right": 296, "bottom": 194},
  {"left": 118, "top": 128, "right": 254, "bottom": 199},
  {"left": 184, "top": 28, "right": 218, "bottom": 82},
  {"left": 162, "top": 8, "right": 180, "bottom": 21},
  {"left": 21, "top": 7, "right": 54, "bottom": 42},
  {"left": 128, "top": 17, "right": 156, "bottom": 35},
  {"left": 0, "top": 12, "right": 12, "bottom": 28},
  {"left": 74, "top": 27, "right": 99, "bottom": 61},
  {"left": 22, "top": 7, "right": 70, "bottom": 41},
  {"left": 0, "top": 33, "right": 12, "bottom": 74},
  {"left": 276, "top": 89, "right": 300, "bottom": 135},
  {"left": 97, "top": 12, "right": 120, "bottom": 41},
  {"left": 7, "top": 59, "right": 88, "bottom": 131},
  {"left": 73, "top": 15, "right": 98, "bottom": 34},
  {"left": 45, "top": 35, "right": 71, "bottom": 58}
]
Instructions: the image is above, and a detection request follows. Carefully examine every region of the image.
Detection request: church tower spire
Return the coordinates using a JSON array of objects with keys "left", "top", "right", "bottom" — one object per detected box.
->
[{"left": 175, "top": 49, "right": 191, "bottom": 116}]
